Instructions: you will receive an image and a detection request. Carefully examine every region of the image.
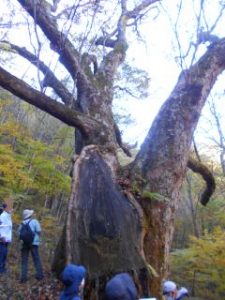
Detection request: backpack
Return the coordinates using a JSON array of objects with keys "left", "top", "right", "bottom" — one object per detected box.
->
[{"left": 19, "top": 220, "right": 35, "bottom": 246}]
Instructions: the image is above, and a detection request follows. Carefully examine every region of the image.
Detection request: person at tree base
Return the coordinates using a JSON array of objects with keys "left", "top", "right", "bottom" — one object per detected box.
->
[
  {"left": 18, "top": 209, "right": 44, "bottom": 283},
  {"left": 105, "top": 273, "right": 138, "bottom": 300},
  {"left": 163, "top": 280, "right": 189, "bottom": 300},
  {"left": 0, "top": 201, "right": 13, "bottom": 274},
  {"left": 59, "top": 264, "right": 86, "bottom": 300}
]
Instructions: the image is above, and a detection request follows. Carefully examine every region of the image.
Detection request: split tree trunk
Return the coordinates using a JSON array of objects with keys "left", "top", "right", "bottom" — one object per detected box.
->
[{"left": 52, "top": 145, "right": 149, "bottom": 298}]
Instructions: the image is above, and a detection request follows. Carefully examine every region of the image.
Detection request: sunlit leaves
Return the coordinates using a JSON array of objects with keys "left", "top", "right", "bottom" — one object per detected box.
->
[
  {"left": 0, "top": 94, "right": 72, "bottom": 200},
  {"left": 171, "top": 227, "right": 225, "bottom": 299}
]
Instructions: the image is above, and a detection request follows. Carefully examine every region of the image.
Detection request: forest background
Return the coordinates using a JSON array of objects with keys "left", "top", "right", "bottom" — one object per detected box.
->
[
  {"left": 1, "top": 0, "right": 225, "bottom": 299},
  {"left": 1, "top": 81, "right": 225, "bottom": 300}
]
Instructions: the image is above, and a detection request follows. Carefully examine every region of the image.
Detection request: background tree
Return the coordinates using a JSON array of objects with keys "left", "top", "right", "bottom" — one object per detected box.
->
[{"left": 0, "top": 1, "right": 225, "bottom": 299}]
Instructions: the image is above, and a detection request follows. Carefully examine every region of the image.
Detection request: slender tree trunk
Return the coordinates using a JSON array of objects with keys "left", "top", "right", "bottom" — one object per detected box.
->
[
  {"left": 186, "top": 176, "right": 200, "bottom": 238},
  {"left": 209, "top": 98, "right": 225, "bottom": 175}
]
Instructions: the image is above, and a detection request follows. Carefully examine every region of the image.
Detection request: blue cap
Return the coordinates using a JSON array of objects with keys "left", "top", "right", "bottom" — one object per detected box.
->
[
  {"left": 2, "top": 203, "right": 7, "bottom": 209},
  {"left": 61, "top": 264, "right": 86, "bottom": 291},
  {"left": 105, "top": 273, "right": 137, "bottom": 300}
]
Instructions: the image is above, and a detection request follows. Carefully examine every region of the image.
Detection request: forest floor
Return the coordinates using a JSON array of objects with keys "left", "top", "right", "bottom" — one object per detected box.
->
[
  {"left": 0, "top": 247, "right": 207, "bottom": 300},
  {"left": 0, "top": 217, "right": 63, "bottom": 300},
  {"left": 0, "top": 229, "right": 206, "bottom": 300},
  {"left": 0, "top": 241, "right": 62, "bottom": 299}
]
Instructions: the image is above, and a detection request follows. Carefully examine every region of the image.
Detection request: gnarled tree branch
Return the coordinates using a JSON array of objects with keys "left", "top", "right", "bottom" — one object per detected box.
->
[
  {"left": 0, "top": 65, "right": 100, "bottom": 137},
  {"left": 96, "top": 0, "right": 159, "bottom": 85},
  {"left": 187, "top": 157, "right": 216, "bottom": 206},
  {"left": 1, "top": 41, "right": 75, "bottom": 106},
  {"left": 95, "top": 37, "right": 117, "bottom": 48},
  {"left": 126, "top": 0, "right": 160, "bottom": 18},
  {"left": 17, "top": 0, "right": 89, "bottom": 85}
]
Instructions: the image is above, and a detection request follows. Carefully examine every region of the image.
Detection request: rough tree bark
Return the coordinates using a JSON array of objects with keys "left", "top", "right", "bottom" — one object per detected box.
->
[{"left": 0, "top": 1, "right": 224, "bottom": 299}]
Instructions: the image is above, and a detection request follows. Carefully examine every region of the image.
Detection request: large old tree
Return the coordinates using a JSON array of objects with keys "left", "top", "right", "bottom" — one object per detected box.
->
[{"left": 0, "top": 0, "right": 224, "bottom": 298}]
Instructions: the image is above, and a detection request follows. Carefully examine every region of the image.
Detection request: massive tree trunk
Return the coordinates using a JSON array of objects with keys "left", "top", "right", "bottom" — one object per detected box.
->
[
  {"left": 52, "top": 145, "right": 147, "bottom": 298},
  {"left": 0, "top": 1, "right": 225, "bottom": 299}
]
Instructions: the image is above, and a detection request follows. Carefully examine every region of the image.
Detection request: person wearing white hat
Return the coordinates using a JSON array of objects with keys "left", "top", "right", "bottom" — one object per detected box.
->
[
  {"left": 163, "top": 281, "right": 189, "bottom": 300},
  {"left": 163, "top": 281, "right": 178, "bottom": 300},
  {"left": 18, "top": 209, "right": 44, "bottom": 283}
]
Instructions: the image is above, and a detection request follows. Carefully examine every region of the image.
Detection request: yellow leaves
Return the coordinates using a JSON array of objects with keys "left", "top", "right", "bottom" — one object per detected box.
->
[
  {"left": 41, "top": 214, "right": 58, "bottom": 231},
  {"left": 0, "top": 144, "right": 32, "bottom": 189},
  {"left": 0, "top": 119, "right": 30, "bottom": 140},
  {"left": 189, "top": 227, "right": 225, "bottom": 272},
  {"left": 54, "top": 154, "right": 66, "bottom": 166},
  {"left": 0, "top": 95, "right": 71, "bottom": 204},
  {"left": 171, "top": 227, "right": 225, "bottom": 299},
  {"left": 0, "top": 98, "right": 12, "bottom": 112},
  {"left": 12, "top": 212, "right": 21, "bottom": 225}
]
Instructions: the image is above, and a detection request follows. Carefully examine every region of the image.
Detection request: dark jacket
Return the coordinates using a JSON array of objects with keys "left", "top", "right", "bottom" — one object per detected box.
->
[
  {"left": 105, "top": 273, "right": 137, "bottom": 300},
  {"left": 60, "top": 264, "right": 86, "bottom": 300}
]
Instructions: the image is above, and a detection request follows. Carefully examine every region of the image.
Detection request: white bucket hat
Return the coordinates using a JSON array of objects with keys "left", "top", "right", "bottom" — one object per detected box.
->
[
  {"left": 163, "top": 281, "right": 177, "bottom": 294},
  {"left": 23, "top": 209, "right": 34, "bottom": 220}
]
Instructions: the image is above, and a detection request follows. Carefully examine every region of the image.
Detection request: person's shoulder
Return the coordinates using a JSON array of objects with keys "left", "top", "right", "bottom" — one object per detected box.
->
[
  {"left": 31, "top": 218, "right": 41, "bottom": 227},
  {"left": 31, "top": 218, "right": 39, "bottom": 224},
  {"left": 0, "top": 211, "right": 6, "bottom": 219}
]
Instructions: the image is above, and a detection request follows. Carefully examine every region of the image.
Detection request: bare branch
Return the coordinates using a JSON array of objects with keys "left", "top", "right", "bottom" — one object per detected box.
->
[
  {"left": 0, "top": 65, "right": 99, "bottom": 136},
  {"left": 192, "top": 138, "right": 201, "bottom": 162},
  {"left": 114, "top": 85, "right": 139, "bottom": 99},
  {"left": 17, "top": 0, "right": 88, "bottom": 84},
  {"left": 51, "top": 0, "right": 61, "bottom": 12},
  {"left": 185, "top": 174, "right": 200, "bottom": 238},
  {"left": 209, "top": 96, "right": 225, "bottom": 175},
  {"left": 1, "top": 41, "right": 75, "bottom": 106},
  {"left": 78, "top": 0, "right": 102, "bottom": 55},
  {"left": 97, "top": 0, "right": 159, "bottom": 85},
  {"left": 203, "top": 2, "right": 225, "bottom": 33},
  {"left": 126, "top": 0, "right": 160, "bottom": 18},
  {"left": 95, "top": 37, "right": 117, "bottom": 48},
  {"left": 96, "top": 1, "right": 160, "bottom": 49}
]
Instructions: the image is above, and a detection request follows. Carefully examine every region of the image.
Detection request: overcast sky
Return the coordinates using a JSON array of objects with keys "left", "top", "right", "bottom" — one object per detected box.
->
[{"left": 120, "top": 0, "right": 225, "bottom": 157}]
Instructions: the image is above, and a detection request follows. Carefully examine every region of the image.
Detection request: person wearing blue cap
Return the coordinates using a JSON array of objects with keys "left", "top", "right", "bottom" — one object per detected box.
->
[
  {"left": 105, "top": 273, "right": 138, "bottom": 300},
  {"left": 60, "top": 264, "right": 86, "bottom": 300}
]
